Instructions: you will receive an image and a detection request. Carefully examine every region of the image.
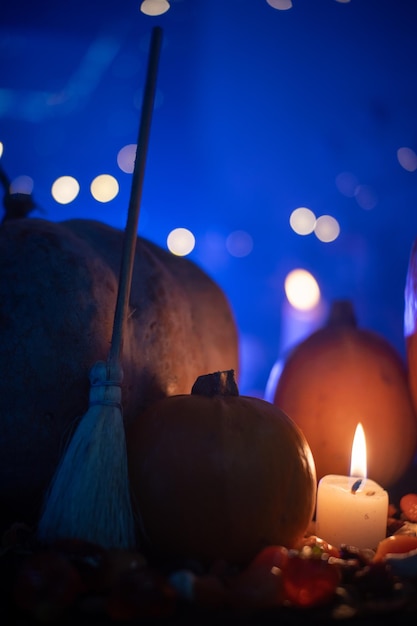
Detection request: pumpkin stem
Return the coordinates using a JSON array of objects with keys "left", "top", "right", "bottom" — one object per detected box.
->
[
  {"left": 191, "top": 370, "right": 239, "bottom": 397},
  {"left": 327, "top": 300, "right": 357, "bottom": 328}
]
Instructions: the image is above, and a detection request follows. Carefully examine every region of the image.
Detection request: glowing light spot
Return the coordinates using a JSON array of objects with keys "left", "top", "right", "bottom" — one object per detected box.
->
[
  {"left": 285, "top": 269, "right": 321, "bottom": 311},
  {"left": 354, "top": 184, "right": 378, "bottom": 210},
  {"left": 90, "top": 174, "right": 119, "bottom": 203},
  {"left": 10, "top": 175, "right": 34, "bottom": 195},
  {"left": 334, "top": 0, "right": 351, "bottom": 3},
  {"left": 51, "top": 176, "right": 80, "bottom": 204},
  {"left": 266, "top": 0, "right": 293, "bottom": 9},
  {"left": 397, "top": 147, "right": 417, "bottom": 172},
  {"left": 198, "top": 231, "right": 229, "bottom": 271},
  {"left": 350, "top": 423, "right": 367, "bottom": 478},
  {"left": 405, "top": 278, "right": 417, "bottom": 336},
  {"left": 167, "top": 228, "right": 195, "bottom": 256},
  {"left": 140, "top": 0, "right": 170, "bottom": 16},
  {"left": 117, "top": 144, "right": 137, "bottom": 174},
  {"left": 0, "top": 142, "right": 3, "bottom": 158},
  {"left": 335, "top": 171, "right": 359, "bottom": 197},
  {"left": 289, "top": 207, "right": 316, "bottom": 235},
  {"left": 314, "top": 215, "right": 340, "bottom": 242},
  {"left": 226, "top": 230, "right": 253, "bottom": 257},
  {"left": 264, "top": 359, "right": 285, "bottom": 402}
]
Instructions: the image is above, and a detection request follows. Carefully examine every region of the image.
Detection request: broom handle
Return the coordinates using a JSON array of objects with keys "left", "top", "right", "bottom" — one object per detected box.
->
[{"left": 108, "top": 26, "right": 163, "bottom": 368}]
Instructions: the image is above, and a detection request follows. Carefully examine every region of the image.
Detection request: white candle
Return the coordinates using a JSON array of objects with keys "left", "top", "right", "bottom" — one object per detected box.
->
[
  {"left": 315, "top": 475, "right": 388, "bottom": 549},
  {"left": 315, "top": 424, "right": 389, "bottom": 549}
]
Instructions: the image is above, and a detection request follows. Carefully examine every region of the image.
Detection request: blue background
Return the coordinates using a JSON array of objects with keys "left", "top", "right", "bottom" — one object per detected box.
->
[{"left": 1, "top": 0, "right": 417, "bottom": 396}]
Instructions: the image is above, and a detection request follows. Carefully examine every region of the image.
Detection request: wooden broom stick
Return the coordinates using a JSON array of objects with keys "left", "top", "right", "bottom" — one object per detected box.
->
[
  {"left": 109, "top": 26, "right": 163, "bottom": 368},
  {"left": 37, "top": 26, "right": 163, "bottom": 549}
]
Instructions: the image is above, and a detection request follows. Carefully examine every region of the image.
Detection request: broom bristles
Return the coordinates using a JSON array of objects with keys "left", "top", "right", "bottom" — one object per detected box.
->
[{"left": 37, "top": 360, "right": 135, "bottom": 549}]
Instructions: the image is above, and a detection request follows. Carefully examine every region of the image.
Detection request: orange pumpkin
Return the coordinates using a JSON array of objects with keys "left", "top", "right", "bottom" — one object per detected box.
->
[
  {"left": 272, "top": 300, "right": 417, "bottom": 488},
  {"left": 127, "top": 370, "right": 316, "bottom": 567},
  {"left": 0, "top": 218, "right": 239, "bottom": 531}
]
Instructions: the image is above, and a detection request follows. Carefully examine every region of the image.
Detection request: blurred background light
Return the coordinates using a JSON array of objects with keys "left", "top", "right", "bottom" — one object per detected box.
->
[
  {"left": 90, "top": 174, "right": 119, "bottom": 202},
  {"left": 51, "top": 176, "right": 80, "bottom": 205},
  {"left": 140, "top": 0, "right": 170, "bottom": 17},
  {"left": 10, "top": 175, "right": 33, "bottom": 195},
  {"left": 266, "top": 0, "right": 293, "bottom": 10},
  {"left": 226, "top": 229, "right": 253, "bottom": 257},
  {"left": 284, "top": 268, "right": 321, "bottom": 311},
  {"left": 117, "top": 144, "right": 137, "bottom": 174},
  {"left": 314, "top": 215, "right": 340, "bottom": 243},
  {"left": 335, "top": 171, "right": 359, "bottom": 198},
  {"left": 354, "top": 185, "right": 378, "bottom": 211},
  {"left": 167, "top": 227, "right": 195, "bottom": 256},
  {"left": 290, "top": 207, "right": 316, "bottom": 235},
  {"left": 397, "top": 147, "right": 417, "bottom": 172}
]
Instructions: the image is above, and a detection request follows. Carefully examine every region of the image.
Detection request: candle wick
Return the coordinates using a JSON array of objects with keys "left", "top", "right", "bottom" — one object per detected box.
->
[{"left": 351, "top": 478, "right": 362, "bottom": 494}]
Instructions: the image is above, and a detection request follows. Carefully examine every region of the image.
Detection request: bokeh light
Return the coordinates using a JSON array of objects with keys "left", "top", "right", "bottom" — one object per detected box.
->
[
  {"left": 226, "top": 230, "right": 253, "bottom": 257},
  {"left": 397, "top": 147, "right": 417, "bottom": 172},
  {"left": 335, "top": 171, "right": 359, "bottom": 197},
  {"left": 51, "top": 176, "right": 80, "bottom": 204},
  {"left": 354, "top": 184, "right": 378, "bottom": 211},
  {"left": 10, "top": 175, "right": 33, "bottom": 194},
  {"left": 167, "top": 227, "right": 195, "bottom": 256},
  {"left": 289, "top": 207, "right": 316, "bottom": 235},
  {"left": 266, "top": 0, "right": 293, "bottom": 9},
  {"left": 314, "top": 215, "right": 340, "bottom": 242},
  {"left": 117, "top": 144, "right": 137, "bottom": 174},
  {"left": 140, "top": 0, "right": 170, "bottom": 16},
  {"left": 0, "top": 142, "right": 3, "bottom": 158},
  {"left": 284, "top": 269, "right": 321, "bottom": 311},
  {"left": 198, "top": 231, "right": 229, "bottom": 271},
  {"left": 90, "top": 174, "right": 119, "bottom": 202},
  {"left": 264, "top": 359, "right": 285, "bottom": 402}
]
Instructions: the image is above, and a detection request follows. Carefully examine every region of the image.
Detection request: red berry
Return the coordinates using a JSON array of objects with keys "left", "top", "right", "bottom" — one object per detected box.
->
[
  {"left": 282, "top": 554, "right": 341, "bottom": 608},
  {"left": 400, "top": 493, "right": 417, "bottom": 522}
]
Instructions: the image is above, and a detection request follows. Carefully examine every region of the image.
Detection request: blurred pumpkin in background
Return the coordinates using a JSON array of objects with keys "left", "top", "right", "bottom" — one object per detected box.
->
[
  {"left": 0, "top": 217, "right": 239, "bottom": 531},
  {"left": 272, "top": 300, "right": 417, "bottom": 488}
]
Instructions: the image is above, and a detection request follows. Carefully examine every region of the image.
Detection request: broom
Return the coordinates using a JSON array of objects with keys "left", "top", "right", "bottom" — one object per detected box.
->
[{"left": 37, "top": 26, "right": 163, "bottom": 549}]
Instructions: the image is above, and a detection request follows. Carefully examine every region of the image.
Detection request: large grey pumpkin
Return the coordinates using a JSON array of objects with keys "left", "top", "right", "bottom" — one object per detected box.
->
[{"left": 0, "top": 217, "right": 239, "bottom": 530}]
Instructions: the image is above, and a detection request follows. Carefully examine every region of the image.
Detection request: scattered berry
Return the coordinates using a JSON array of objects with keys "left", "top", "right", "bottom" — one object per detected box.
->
[
  {"left": 400, "top": 493, "right": 417, "bottom": 522},
  {"left": 282, "top": 553, "right": 341, "bottom": 608},
  {"left": 373, "top": 534, "right": 417, "bottom": 562}
]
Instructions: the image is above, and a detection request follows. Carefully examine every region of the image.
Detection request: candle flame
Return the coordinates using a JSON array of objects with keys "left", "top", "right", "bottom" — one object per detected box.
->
[{"left": 350, "top": 422, "right": 367, "bottom": 478}]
